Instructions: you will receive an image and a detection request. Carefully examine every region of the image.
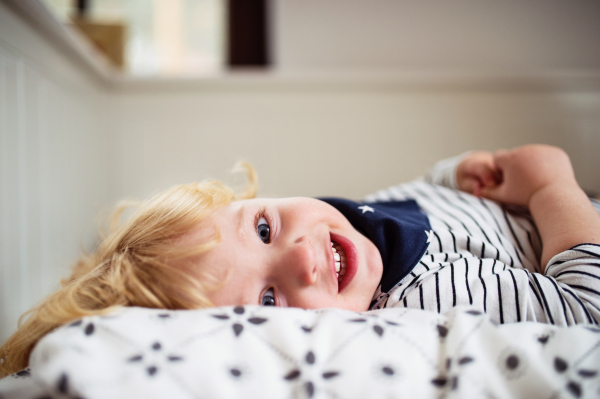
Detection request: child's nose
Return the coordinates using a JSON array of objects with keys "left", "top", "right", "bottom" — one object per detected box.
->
[{"left": 286, "top": 236, "right": 318, "bottom": 286}]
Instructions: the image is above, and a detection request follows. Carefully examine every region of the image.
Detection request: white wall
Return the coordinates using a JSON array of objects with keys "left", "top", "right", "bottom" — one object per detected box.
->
[
  {"left": 0, "top": 1, "right": 110, "bottom": 342},
  {"left": 273, "top": 0, "right": 600, "bottom": 71},
  {"left": 110, "top": 86, "right": 600, "bottom": 201},
  {"left": 109, "top": 0, "right": 600, "bottom": 200}
]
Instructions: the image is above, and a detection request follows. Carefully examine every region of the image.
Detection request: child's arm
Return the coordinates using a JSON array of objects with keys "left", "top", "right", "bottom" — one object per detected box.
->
[
  {"left": 423, "top": 152, "right": 472, "bottom": 189},
  {"left": 459, "top": 145, "right": 600, "bottom": 269}
]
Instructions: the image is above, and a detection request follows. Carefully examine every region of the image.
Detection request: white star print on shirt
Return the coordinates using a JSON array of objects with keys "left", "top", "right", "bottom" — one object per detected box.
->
[
  {"left": 425, "top": 229, "right": 434, "bottom": 243},
  {"left": 358, "top": 205, "right": 374, "bottom": 214}
]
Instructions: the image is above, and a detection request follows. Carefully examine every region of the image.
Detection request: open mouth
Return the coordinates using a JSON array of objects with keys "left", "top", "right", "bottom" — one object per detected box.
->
[
  {"left": 330, "top": 239, "right": 347, "bottom": 286},
  {"left": 330, "top": 233, "right": 358, "bottom": 294}
]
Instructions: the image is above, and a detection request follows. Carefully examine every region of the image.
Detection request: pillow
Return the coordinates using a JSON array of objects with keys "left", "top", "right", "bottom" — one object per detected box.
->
[{"left": 1, "top": 305, "right": 599, "bottom": 398}]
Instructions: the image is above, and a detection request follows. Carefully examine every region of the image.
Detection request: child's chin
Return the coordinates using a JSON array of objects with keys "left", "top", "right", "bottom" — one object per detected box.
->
[{"left": 339, "top": 297, "right": 371, "bottom": 312}]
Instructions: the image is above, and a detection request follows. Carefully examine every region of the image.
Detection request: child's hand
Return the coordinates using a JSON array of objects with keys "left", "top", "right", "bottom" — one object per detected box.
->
[
  {"left": 456, "top": 151, "right": 502, "bottom": 197},
  {"left": 478, "top": 144, "right": 599, "bottom": 268},
  {"left": 479, "top": 144, "right": 577, "bottom": 207}
]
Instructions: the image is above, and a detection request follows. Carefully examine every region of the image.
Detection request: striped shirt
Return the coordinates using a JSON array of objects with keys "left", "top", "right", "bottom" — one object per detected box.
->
[{"left": 367, "top": 155, "right": 600, "bottom": 326}]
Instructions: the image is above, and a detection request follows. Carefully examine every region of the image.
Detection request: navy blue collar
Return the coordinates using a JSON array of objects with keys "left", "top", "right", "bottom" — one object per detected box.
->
[{"left": 318, "top": 198, "right": 431, "bottom": 293}]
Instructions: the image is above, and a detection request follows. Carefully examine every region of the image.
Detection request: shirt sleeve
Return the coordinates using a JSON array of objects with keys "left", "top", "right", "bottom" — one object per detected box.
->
[
  {"left": 381, "top": 243, "right": 600, "bottom": 326},
  {"left": 370, "top": 180, "right": 600, "bottom": 325},
  {"left": 422, "top": 151, "right": 472, "bottom": 190},
  {"left": 533, "top": 243, "right": 600, "bottom": 325}
]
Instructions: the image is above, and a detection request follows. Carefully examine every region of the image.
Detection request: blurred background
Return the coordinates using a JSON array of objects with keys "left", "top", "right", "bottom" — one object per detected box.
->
[{"left": 1, "top": 0, "right": 599, "bottom": 342}]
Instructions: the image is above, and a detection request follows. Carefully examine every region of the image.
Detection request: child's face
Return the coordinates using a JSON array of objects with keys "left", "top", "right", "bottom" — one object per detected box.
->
[{"left": 191, "top": 197, "right": 383, "bottom": 311}]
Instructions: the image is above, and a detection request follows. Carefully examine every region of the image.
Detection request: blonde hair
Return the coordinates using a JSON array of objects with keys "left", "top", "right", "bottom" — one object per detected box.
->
[{"left": 0, "top": 164, "right": 257, "bottom": 377}]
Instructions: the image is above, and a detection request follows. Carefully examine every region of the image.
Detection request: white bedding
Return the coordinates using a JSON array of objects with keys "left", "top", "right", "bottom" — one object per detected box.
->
[{"left": 1, "top": 305, "right": 599, "bottom": 398}]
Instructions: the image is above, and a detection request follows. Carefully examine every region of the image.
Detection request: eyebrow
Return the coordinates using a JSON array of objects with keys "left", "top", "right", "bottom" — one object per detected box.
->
[{"left": 236, "top": 203, "right": 251, "bottom": 241}]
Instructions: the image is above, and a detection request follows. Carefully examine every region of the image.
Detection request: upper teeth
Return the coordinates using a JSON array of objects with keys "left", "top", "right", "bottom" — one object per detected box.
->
[{"left": 331, "top": 240, "right": 346, "bottom": 282}]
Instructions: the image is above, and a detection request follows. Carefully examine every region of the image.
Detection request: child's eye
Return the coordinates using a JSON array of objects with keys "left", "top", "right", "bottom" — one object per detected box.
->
[
  {"left": 257, "top": 216, "right": 271, "bottom": 243},
  {"left": 261, "top": 288, "right": 276, "bottom": 306}
]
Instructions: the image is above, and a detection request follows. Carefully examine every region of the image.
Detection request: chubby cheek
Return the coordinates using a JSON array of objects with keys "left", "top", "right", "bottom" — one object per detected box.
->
[
  {"left": 312, "top": 201, "right": 350, "bottom": 227},
  {"left": 334, "top": 284, "right": 374, "bottom": 311}
]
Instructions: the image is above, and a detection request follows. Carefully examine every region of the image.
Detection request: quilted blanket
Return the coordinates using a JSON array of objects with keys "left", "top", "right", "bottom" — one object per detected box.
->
[{"left": 1, "top": 305, "right": 599, "bottom": 398}]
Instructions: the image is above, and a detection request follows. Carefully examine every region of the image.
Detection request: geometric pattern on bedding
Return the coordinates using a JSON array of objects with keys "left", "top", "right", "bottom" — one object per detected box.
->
[{"left": 1, "top": 305, "right": 599, "bottom": 398}]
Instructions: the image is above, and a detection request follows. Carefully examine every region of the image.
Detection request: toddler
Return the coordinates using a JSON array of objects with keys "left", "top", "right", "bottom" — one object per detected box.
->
[
  {"left": 2, "top": 144, "right": 599, "bottom": 376},
  {"left": 194, "top": 145, "right": 600, "bottom": 325}
]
